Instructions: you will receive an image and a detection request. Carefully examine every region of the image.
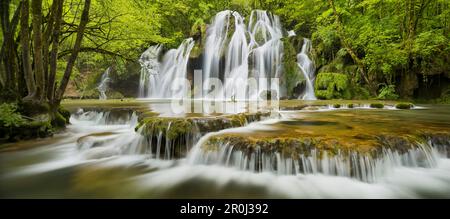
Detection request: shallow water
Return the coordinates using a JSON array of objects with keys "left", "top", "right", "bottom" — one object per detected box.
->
[{"left": 0, "top": 103, "right": 449, "bottom": 198}]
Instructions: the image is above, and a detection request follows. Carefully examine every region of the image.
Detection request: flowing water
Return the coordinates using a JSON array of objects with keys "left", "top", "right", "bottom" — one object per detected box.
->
[
  {"left": 97, "top": 67, "right": 111, "bottom": 100},
  {"left": 139, "top": 39, "right": 194, "bottom": 99},
  {"left": 139, "top": 10, "right": 314, "bottom": 100},
  {"left": 1, "top": 102, "right": 449, "bottom": 198},
  {"left": 297, "top": 39, "right": 317, "bottom": 100}
]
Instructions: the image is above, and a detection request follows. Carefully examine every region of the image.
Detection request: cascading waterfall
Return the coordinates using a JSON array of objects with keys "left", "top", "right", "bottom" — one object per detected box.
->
[
  {"left": 139, "top": 10, "right": 290, "bottom": 100},
  {"left": 203, "top": 10, "right": 284, "bottom": 100},
  {"left": 297, "top": 39, "right": 317, "bottom": 100},
  {"left": 97, "top": 67, "right": 111, "bottom": 100},
  {"left": 139, "top": 39, "right": 194, "bottom": 99},
  {"left": 187, "top": 133, "right": 443, "bottom": 183}
]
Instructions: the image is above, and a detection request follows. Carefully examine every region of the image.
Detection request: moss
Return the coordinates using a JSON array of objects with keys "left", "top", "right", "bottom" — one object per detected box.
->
[
  {"left": 348, "top": 103, "right": 354, "bottom": 108},
  {"left": 395, "top": 102, "right": 413, "bottom": 109},
  {"left": 370, "top": 103, "right": 384, "bottom": 109},
  {"left": 58, "top": 106, "right": 71, "bottom": 123},
  {"left": 52, "top": 112, "right": 68, "bottom": 128},
  {"left": 315, "top": 73, "right": 350, "bottom": 100},
  {"left": 137, "top": 117, "right": 193, "bottom": 140},
  {"left": 333, "top": 104, "right": 341, "bottom": 108}
]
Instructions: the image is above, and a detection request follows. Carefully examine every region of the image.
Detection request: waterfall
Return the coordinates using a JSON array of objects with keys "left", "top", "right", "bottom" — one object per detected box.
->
[
  {"left": 139, "top": 39, "right": 194, "bottom": 99},
  {"left": 297, "top": 39, "right": 317, "bottom": 100},
  {"left": 139, "top": 44, "right": 163, "bottom": 98},
  {"left": 187, "top": 133, "right": 442, "bottom": 183},
  {"left": 138, "top": 10, "right": 318, "bottom": 100},
  {"left": 97, "top": 67, "right": 111, "bottom": 100},
  {"left": 202, "top": 10, "right": 284, "bottom": 100}
]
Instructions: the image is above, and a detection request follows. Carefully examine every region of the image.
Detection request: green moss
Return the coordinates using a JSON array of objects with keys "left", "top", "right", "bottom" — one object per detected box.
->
[
  {"left": 51, "top": 112, "right": 67, "bottom": 128},
  {"left": 395, "top": 102, "right": 413, "bottom": 109},
  {"left": 333, "top": 104, "right": 341, "bottom": 108},
  {"left": 315, "top": 73, "right": 350, "bottom": 100},
  {"left": 348, "top": 103, "right": 354, "bottom": 108},
  {"left": 137, "top": 117, "right": 193, "bottom": 140},
  {"left": 370, "top": 103, "right": 384, "bottom": 109},
  {"left": 58, "top": 106, "right": 71, "bottom": 123}
]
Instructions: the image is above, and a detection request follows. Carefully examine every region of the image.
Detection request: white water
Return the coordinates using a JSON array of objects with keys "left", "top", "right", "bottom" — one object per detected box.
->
[
  {"left": 139, "top": 39, "right": 194, "bottom": 99},
  {"left": 139, "top": 45, "right": 163, "bottom": 98},
  {"left": 203, "top": 10, "right": 284, "bottom": 100},
  {"left": 297, "top": 39, "right": 317, "bottom": 100},
  {"left": 97, "top": 67, "right": 111, "bottom": 100},
  {"left": 139, "top": 10, "right": 310, "bottom": 100},
  {"left": 1, "top": 108, "right": 449, "bottom": 198}
]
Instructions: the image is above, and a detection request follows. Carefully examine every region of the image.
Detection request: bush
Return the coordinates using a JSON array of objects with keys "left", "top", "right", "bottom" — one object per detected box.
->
[
  {"left": 377, "top": 84, "right": 399, "bottom": 100},
  {"left": 0, "top": 103, "right": 26, "bottom": 127},
  {"left": 315, "top": 73, "right": 350, "bottom": 99}
]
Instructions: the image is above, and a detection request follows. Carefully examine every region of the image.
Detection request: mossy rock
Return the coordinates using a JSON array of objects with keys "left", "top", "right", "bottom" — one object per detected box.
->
[
  {"left": 348, "top": 103, "right": 354, "bottom": 108},
  {"left": 395, "top": 103, "right": 414, "bottom": 109},
  {"left": 370, "top": 103, "right": 384, "bottom": 109},
  {"left": 333, "top": 104, "right": 341, "bottom": 108}
]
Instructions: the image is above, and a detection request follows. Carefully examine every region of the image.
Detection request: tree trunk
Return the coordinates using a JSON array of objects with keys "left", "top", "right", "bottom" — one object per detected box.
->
[
  {"left": 55, "top": 0, "right": 91, "bottom": 103},
  {"left": 43, "top": 1, "right": 58, "bottom": 88},
  {"left": 31, "top": 0, "right": 46, "bottom": 102},
  {"left": 48, "top": 0, "right": 64, "bottom": 102},
  {"left": 0, "top": 0, "right": 21, "bottom": 95},
  {"left": 21, "top": 0, "right": 37, "bottom": 101}
]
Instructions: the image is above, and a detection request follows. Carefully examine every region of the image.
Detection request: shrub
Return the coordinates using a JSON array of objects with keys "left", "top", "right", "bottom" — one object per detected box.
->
[
  {"left": 315, "top": 73, "right": 350, "bottom": 99},
  {"left": 0, "top": 103, "right": 26, "bottom": 127},
  {"left": 377, "top": 84, "right": 399, "bottom": 100}
]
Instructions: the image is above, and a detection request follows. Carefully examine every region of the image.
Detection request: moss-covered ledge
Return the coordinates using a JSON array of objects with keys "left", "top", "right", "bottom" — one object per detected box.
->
[
  {"left": 133, "top": 111, "right": 271, "bottom": 159},
  {"left": 135, "top": 111, "right": 271, "bottom": 139},
  {"left": 200, "top": 131, "right": 450, "bottom": 159}
]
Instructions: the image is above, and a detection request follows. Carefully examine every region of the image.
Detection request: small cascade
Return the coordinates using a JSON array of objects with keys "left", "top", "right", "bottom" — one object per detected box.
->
[
  {"left": 139, "top": 45, "right": 163, "bottom": 98},
  {"left": 189, "top": 141, "right": 441, "bottom": 183},
  {"left": 70, "top": 108, "right": 137, "bottom": 126},
  {"left": 97, "top": 67, "right": 111, "bottom": 100},
  {"left": 139, "top": 39, "right": 194, "bottom": 99},
  {"left": 297, "top": 39, "right": 317, "bottom": 100}
]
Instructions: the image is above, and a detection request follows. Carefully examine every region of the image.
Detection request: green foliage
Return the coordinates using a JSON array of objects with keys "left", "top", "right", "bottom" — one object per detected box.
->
[
  {"left": 315, "top": 73, "right": 350, "bottom": 99},
  {"left": 377, "top": 84, "right": 399, "bottom": 100},
  {"left": 0, "top": 103, "right": 26, "bottom": 127}
]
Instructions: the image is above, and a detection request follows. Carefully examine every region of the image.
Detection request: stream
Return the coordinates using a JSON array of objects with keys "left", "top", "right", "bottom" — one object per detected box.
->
[{"left": 0, "top": 102, "right": 449, "bottom": 198}]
